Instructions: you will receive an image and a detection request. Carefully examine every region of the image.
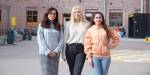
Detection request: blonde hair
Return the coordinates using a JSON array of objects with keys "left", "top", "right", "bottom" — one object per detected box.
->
[{"left": 70, "top": 5, "right": 86, "bottom": 24}]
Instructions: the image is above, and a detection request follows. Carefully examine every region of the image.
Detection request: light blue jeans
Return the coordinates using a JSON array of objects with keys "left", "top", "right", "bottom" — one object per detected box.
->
[{"left": 92, "top": 57, "right": 111, "bottom": 75}]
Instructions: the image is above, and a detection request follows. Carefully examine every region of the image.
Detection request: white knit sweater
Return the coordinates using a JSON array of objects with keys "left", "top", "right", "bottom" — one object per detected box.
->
[{"left": 62, "top": 21, "right": 89, "bottom": 59}]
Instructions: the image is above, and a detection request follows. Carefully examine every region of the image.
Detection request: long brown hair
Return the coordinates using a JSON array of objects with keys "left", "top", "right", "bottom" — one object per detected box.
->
[
  {"left": 90, "top": 12, "right": 111, "bottom": 40},
  {"left": 41, "top": 7, "right": 61, "bottom": 31}
]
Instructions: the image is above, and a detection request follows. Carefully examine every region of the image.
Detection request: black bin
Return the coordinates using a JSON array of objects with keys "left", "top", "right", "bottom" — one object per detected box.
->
[{"left": 7, "top": 30, "right": 14, "bottom": 44}]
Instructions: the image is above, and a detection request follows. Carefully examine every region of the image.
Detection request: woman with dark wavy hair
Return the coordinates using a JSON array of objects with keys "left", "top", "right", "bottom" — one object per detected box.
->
[
  {"left": 84, "top": 12, "right": 119, "bottom": 75},
  {"left": 37, "top": 7, "right": 63, "bottom": 75}
]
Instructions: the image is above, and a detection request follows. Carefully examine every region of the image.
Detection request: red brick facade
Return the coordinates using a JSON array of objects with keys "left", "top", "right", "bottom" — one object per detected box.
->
[{"left": 0, "top": 0, "right": 144, "bottom": 35}]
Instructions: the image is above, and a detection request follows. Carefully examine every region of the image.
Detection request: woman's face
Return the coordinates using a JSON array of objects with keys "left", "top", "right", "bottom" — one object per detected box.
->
[
  {"left": 94, "top": 13, "right": 103, "bottom": 25},
  {"left": 73, "top": 9, "right": 81, "bottom": 20},
  {"left": 48, "top": 10, "right": 57, "bottom": 20}
]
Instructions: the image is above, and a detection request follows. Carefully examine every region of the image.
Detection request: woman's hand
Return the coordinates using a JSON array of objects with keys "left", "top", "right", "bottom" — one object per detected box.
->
[
  {"left": 87, "top": 57, "right": 94, "bottom": 67},
  {"left": 48, "top": 51, "right": 57, "bottom": 58}
]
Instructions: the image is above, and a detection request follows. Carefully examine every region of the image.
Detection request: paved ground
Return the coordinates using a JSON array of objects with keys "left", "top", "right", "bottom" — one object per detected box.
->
[
  {"left": 0, "top": 37, "right": 150, "bottom": 75},
  {"left": 111, "top": 38, "right": 150, "bottom": 63},
  {"left": 112, "top": 50, "right": 150, "bottom": 63}
]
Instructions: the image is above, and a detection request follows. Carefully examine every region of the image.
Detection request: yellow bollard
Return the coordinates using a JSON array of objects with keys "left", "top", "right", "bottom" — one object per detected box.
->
[{"left": 144, "top": 37, "right": 150, "bottom": 43}]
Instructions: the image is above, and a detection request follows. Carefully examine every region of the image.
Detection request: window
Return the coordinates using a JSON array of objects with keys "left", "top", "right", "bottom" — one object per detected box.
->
[
  {"left": 85, "top": 9, "right": 99, "bottom": 21},
  {"left": 63, "top": 13, "right": 71, "bottom": 25},
  {"left": 26, "top": 10, "right": 38, "bottom": 26},
  {"left": 109, "top": 12, "right": 123, "bottom": 26},
  {"left": 79, "top": 0, "right": 81, "bottom": 3}
]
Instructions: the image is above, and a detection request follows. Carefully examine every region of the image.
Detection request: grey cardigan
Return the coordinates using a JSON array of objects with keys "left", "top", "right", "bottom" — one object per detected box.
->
[{"left": 37, "top": 24, "right": 63, "bottom": 56}]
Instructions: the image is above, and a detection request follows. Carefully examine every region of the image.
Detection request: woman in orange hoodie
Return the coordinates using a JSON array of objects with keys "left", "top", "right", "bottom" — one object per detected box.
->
[{"left": 84, "top": 12, "right": 119, "bottom": 75}]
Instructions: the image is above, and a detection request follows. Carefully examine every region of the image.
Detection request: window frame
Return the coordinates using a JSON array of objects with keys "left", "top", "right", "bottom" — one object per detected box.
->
[{"left": 26, "top": 9, "right": 38, "bottom": 27}]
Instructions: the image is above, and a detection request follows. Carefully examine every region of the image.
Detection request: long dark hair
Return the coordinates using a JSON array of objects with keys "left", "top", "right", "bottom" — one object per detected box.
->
[
  {"left": 41, "top": 7, "right": 61, "bottom": 31},
  {"left": 90, "top": 12, "right": 111, "bottom": 40}
]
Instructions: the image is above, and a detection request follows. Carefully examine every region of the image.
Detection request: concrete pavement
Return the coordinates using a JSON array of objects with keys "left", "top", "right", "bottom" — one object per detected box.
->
[
  {"left": 111, "top": 37, "right": 150, "bottom": 63},
  {"left": 0, "top": 37, "right": 150, "bottom": 75}
]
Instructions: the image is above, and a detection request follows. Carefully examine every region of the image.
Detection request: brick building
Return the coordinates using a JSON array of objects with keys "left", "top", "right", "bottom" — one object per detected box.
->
[
  {"left": 0, "top": 0, "right": 144, "bottom": 36},
  {"left": 142, "top": 0, "right": 150, "bottom": 13}
]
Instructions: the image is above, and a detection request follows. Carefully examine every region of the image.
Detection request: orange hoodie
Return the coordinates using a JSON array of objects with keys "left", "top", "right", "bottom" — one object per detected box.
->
[{"left": 84, "top": 25, "right": 119, "bottom": 58}]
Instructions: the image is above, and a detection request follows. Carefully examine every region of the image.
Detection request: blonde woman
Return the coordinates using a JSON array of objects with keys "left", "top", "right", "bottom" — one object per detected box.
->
[
  {"left": 84, "top": 12, "right": 119, "bottom": 75},
  {"left": 62, "top": 5, "right": 89, "bottom": 75}
]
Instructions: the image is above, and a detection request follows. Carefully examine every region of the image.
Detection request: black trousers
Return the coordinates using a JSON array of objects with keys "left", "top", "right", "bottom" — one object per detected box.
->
[{"left": 65, "top": 43, "right": 86, "bottom": 75}]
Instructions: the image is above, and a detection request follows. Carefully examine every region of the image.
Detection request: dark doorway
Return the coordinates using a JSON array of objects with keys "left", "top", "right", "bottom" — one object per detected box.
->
[{"left": 128, "top": 13, "right": 150, "bottom": 38}]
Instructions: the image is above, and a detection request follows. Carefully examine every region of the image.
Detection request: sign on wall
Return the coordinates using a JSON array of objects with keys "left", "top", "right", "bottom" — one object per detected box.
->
[{"left": 11, "top": 17, "right": 16, "bottom": 27}]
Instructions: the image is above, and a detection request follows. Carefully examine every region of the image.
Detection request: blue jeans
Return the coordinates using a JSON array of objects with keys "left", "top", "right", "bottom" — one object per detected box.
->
[{"left": 92, "top": 57, "right": 111, "bottom": 75}]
